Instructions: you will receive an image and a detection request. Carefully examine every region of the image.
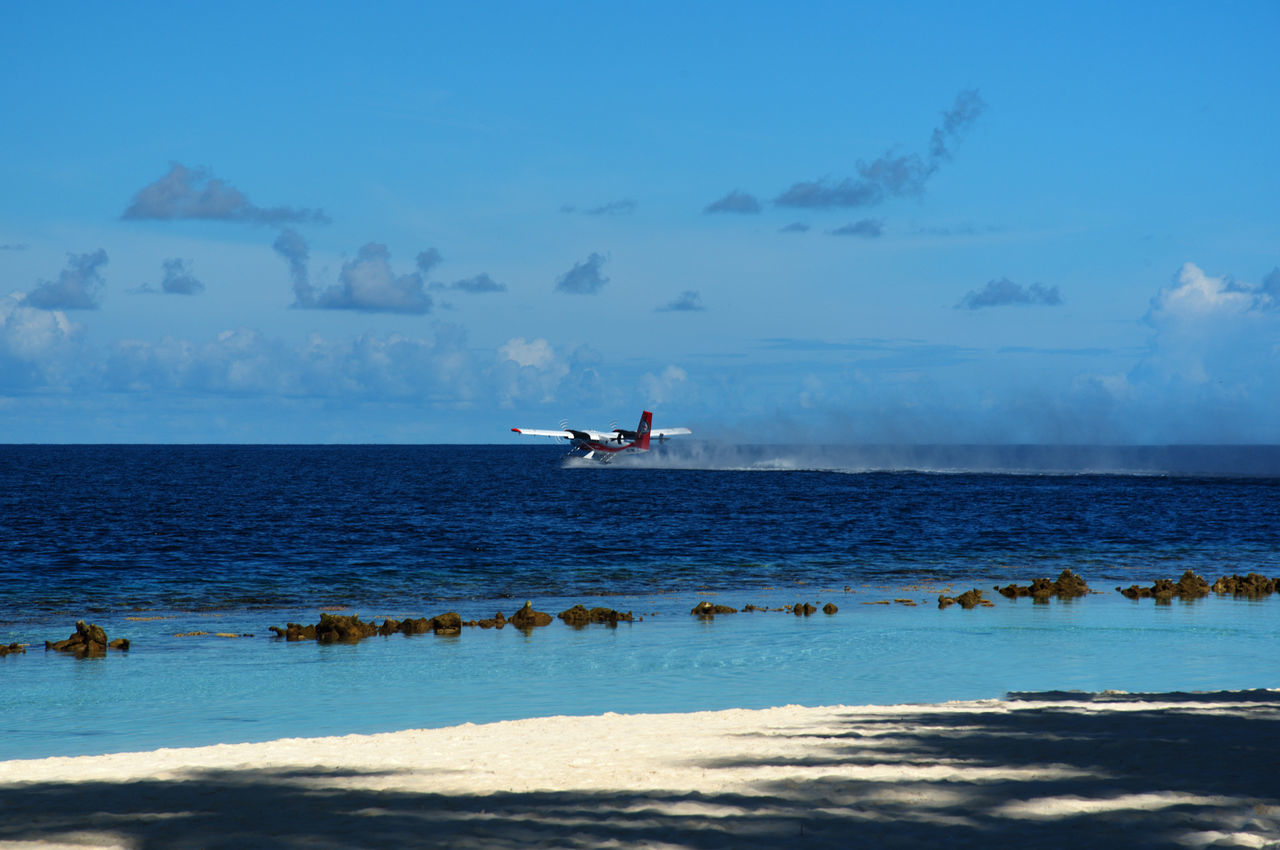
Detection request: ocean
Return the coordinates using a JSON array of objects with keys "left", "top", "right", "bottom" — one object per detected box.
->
[{"left": 2, "top": 444, "right": 1279, "bottom": 760}]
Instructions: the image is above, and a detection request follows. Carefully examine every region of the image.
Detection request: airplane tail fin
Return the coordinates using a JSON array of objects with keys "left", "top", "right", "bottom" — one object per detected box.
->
[{"left": 635, "top": 410, "right": 652, "bottom": 450}]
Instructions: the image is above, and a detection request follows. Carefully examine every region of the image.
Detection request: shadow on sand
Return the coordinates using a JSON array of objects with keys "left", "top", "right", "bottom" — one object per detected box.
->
[{"left": 1, "top": 693, "right": 1278, "bottom": 849}]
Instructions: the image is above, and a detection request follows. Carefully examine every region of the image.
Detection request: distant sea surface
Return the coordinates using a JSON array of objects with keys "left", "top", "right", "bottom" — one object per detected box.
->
[{"left": 2, "top": 444, "right": 1279, "bottom": 759}]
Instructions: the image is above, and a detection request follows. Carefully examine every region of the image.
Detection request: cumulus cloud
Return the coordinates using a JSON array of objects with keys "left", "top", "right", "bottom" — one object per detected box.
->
[
  {"left": 556, "top": 252, "right": 609, "bottom": 295},
  {"left": 956, "top": 278, "right": 1062, "bottom": 309},
  {"left": 99, "top": 323, "right": 477, "bottom": 401},
  {"left": 277, "top": 235, "right": 498, "bottom": 309},
  {"left": 656, "top": 291, "right": 706, "bottom": 312},
  {"left": 500, "top": 337, "right": 556, "bottom": 369},
  {"left": 704, "top": 190, "right": 761, "bottom": 214},
  {"left": 641, "top": 365, "right": 689, "bottom": 405},
  {"left": 775, "top": 89, "right": 986, "bottom": 209},
  {"left": 160, "top": 258, "right": 204, "bottom": 295},
  {"left": 276, "top": 236, "right": 434, "bottom": 314},
  {"left": 24, "top": 250, "right": 109, "bottom": 310},
  {"left": 0, "top": 243, "right": 27, "bottom": 251},
  {"left": 830, "top": 219, "right": 884, "bottom": 238},
  {"left": 0, "top": 292, "right": 82, "bottom": 389},
  {"left": 495, "top": 336, "right": 571, "bottom": 405},
  {"left": 1145, "top": 262, "right": 1277, "bottom": 324},
  {"left": 135, "top": 258, "right": 204, "bottom": 295},
  {"left": 778, "top": 222, "right": 810, "bottom": 234},
  {"left": 122, "top": 162, "right": 330, "bottom": 225},
  {"left": 1121, "top": 263, "right": 1280, "bottom": 425},
  {"left": 311, "top": 243, "right": 432, "bottom": 314}
]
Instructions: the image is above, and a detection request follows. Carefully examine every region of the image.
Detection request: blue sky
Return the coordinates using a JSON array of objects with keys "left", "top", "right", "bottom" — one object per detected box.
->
[{"left": 2, "top": 1, "right": 1278, "bottom": 443}]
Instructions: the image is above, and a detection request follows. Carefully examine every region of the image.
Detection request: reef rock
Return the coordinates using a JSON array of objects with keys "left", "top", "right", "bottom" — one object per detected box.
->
[
  {"left": 1212, "top": 573, "right": 1277, "bottom": 597},
  {"left": 997, "top": 569, "right": 1090, "bottom": 602},
  {"left": 510, "top": 602, "right": 553, "bottom": 629},
  {"left": 273, "top": 611, "right": 465, "bottom": 641},
  {"left": 430, "top": 612, "right": 463, "bottom": 635},
  {"left": 269, "top": 622, "right": 316, "bottom": 640},
  {"left": 313, "top": 613, "right": 379, "bottom": 643},
  {"left": 1117, "top": 570, "right": 1210, "bottom": 602},
  {"left": 45, "top": 621, "right": 127, "bottom": 656},
  {"left": 558, "top": 605, "right": 634, "bottom": 626},
  {"left": 690, "top": 601, "right": 738, "bottom": 617},
  {"left": 938, "top": 589, "right": 991, "bottom": 610},
  {"left": 1053, "top": 569, "right": 1091, "bottom": 598},
  {"left": 792, "top": 602, "right": 817, "bottom": 616},
  {"left": 1173, "top": 569, "right": 1209, "bottom": 598},
  {"left": 1, "top": 642, "right": 25, "bottom": 656},
  {"left": 822, "top": 603, "right": 838, "bottom": 615},
  {"left": 996, "top": 583, "right": 1032, "bottom": 599}
]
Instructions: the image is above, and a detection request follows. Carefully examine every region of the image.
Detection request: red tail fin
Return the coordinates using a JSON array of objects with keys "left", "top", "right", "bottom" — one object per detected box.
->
[{"left": 635, "top": 410, "right": 652, "bottom": 450}]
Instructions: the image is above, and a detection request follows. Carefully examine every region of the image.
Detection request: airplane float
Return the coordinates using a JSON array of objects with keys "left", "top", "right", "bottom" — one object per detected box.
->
[{"left": 511, "top": 410, "right": 691, "bottom": 461}]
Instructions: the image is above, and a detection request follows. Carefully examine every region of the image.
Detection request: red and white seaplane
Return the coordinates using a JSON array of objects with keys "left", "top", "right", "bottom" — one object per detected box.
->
[{"left": 511, "top": 410, "right": 691, "bottom": 461}]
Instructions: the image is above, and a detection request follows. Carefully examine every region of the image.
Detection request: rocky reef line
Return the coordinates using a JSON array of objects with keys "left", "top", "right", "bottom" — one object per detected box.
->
[{"left": 6, "top": 570, "right": 1279, "bottom": 660}]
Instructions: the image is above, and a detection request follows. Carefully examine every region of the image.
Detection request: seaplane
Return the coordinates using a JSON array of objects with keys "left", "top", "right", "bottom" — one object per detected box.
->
[{"left": 511, "top": 410, "right": 691, "bottom": 461}]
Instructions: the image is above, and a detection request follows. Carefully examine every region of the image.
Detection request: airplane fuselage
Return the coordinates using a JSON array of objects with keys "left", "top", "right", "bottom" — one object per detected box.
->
[{"left": 511, "top": 410, "right": 689, "bottom": 462}]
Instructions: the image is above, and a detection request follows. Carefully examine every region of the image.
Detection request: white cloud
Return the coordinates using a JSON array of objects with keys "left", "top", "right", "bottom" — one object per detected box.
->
[
  {"left": 641, "top": 365, "right": 689, "bottom": 405},
  {"left": 312, "top": 243, "right": 432, "bottom": 314},
  {"left": 1100, "top": 261, "right": 1280, "bottom": 439},
  {"left": 494, "top": 337, "right": 570, "bottom": 406},
  {"left": 1146, "top": 262, "right": 1276, "bottom": 324},
  {"left": 97, "top": 324, "right": 477, "bottom": 402},
  {"left": 0, "top": 292, "right": 83, "bottom": 389},
  {"left": 499, "top": 337, "right": 555, "bottom": 369}
]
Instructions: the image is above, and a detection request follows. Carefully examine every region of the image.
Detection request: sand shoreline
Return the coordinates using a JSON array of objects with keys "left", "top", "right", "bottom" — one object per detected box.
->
[{"left": 2, "top": 693, "right": 1278, "bottom": 848}]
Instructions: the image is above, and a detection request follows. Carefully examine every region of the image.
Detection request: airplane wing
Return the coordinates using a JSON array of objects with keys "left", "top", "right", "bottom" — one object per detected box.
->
[
  {"left": 511, "top": 427, "right": 615, "bottom": 441},
  {"left": 651, "top": 427, "right": 692, "bottom": 437},
  {"left": 511, "top": 428, "right": 573, "bottom": 438}
]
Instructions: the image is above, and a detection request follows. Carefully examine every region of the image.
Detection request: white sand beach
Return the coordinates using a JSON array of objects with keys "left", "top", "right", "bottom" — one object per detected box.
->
[{"left": 2, "top": 692, "right": 1278, "bottom": 849}]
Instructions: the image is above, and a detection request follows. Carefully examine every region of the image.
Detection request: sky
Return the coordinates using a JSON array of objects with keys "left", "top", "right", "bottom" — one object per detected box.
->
[{"left": 2, "top": 1, "right": 1278, "bottom": 444}]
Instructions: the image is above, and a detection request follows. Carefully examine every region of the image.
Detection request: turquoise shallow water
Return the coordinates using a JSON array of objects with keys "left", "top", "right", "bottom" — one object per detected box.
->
[{"left": 3, "top": 587, "right": 1276, "bottom": 760}]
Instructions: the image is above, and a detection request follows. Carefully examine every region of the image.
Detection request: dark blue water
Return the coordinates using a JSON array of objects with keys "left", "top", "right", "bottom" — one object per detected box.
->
[
  {"left": 3, "top": 444, "right": 1280, "bottom": 621},
  {"left": 3, "top": 444, "right": 1280, "bottom": 760}
]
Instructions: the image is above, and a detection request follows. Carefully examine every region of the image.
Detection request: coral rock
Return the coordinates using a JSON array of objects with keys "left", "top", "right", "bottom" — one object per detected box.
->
[
  {"left": 1212, "top": 573, "right": 1277, "bottom": 597},
  {"left": 690, "top": 601, "right": 738, "bottom": 617},
  {"left": 558, "top": 605, "right": 634, "bottom": 626},
  {"left": 45, "top": 621, "right": 127, "bottom": 656},
  {"left": 939, "top": 589, "right": 988, "bottom": 610},
  {"left": 510, "top": 602, "right": 553, "bottom": 629}
]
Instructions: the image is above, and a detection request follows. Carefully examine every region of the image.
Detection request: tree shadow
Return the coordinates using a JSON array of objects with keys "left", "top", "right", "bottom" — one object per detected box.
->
[{"left": 1, "top": 693, "right": 1278, "bottom": 849}]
